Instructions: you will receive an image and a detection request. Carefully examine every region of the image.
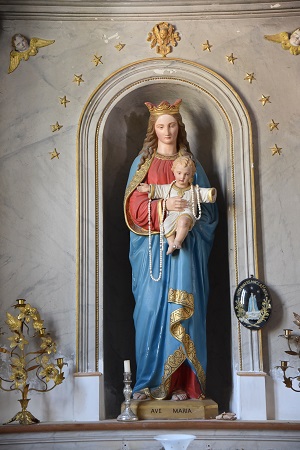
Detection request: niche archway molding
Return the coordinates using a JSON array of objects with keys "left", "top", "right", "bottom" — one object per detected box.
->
[{"left": 76, "top": 58, "right": 263, "bottom": 418}]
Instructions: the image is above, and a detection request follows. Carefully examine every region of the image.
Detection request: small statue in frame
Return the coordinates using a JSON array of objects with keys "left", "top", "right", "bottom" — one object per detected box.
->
[{"left": 234, "top": 276, "right": 272, "bottom": 330}]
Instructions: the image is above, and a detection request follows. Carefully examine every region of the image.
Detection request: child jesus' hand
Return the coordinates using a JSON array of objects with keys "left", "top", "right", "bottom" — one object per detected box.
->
[{"left": 137, "top": 183, "right": 150, "bottom": 193}]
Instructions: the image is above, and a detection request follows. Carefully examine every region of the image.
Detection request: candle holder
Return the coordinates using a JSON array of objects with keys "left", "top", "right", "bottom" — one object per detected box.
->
[
  {"left": 117, "top": 372, "right": 138, "bottom": 421},
  {"left": 0, "top": 298, "right": 67, "bottom": 424},
  {"left": 277, "top": 312, "right": 300, "bottom": 393}
]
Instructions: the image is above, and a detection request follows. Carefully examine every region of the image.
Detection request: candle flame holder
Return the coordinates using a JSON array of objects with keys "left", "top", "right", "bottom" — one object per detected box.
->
[
  {"left": 277, "top": 313, "right": 300, "bottom": 392},
  {"left": 0, "top": 298, "right": 67, "bottom": 424},
  {"left": 117, "top": 372, "right": 138, "bottom": 421}
]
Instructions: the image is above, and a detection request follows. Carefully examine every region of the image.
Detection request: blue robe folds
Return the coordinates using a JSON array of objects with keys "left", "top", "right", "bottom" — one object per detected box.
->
[{"left": 124, "top": 153, "right": 218, "bottom": 399}]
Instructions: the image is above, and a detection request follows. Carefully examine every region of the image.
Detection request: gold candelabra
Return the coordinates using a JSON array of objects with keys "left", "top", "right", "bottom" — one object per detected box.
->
[
  {"left": 277, "top": 312, "right": 300, "bottom": 392},
  {"left": 0, "top": 298, "right": 67, "bottom": 424}
]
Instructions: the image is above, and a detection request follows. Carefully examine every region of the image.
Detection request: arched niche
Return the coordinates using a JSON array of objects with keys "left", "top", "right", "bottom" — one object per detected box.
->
[{"left": 77, "top": 58, "right": 259, "bottom": 418}]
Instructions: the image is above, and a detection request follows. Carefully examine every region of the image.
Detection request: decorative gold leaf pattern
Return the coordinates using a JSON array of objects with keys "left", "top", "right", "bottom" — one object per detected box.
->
[{"left": 150, "top": 288, "right": 206, "bottom": 399}]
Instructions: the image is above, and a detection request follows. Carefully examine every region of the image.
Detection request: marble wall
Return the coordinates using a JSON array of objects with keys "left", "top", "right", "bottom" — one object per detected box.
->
[{"left": 0, "top": 1, "right": 300, "bottom": 423}]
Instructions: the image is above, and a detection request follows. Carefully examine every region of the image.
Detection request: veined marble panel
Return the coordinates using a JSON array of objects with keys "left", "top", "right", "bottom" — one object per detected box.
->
[
  {"left": 1, "top": 425, "right": 300, "bottom": 450},
  {"left": 0, "top": 11, "right": 300, "bottom": 424}
]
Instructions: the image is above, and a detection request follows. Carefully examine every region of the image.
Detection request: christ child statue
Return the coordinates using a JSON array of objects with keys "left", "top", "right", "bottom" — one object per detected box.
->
[{"left": 137, "top": 154, "right": 217, "bottom": 254}]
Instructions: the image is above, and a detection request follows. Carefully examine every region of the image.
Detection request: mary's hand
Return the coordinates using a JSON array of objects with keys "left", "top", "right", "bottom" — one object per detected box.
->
[{"left": 166, "top": 196, "right": 188, "bottom": 211}]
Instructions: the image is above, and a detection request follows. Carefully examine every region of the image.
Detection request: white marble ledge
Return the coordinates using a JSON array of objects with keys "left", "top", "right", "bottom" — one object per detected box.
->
[{"left": 1, "top": 421, "right": 300, "bottom": 450}]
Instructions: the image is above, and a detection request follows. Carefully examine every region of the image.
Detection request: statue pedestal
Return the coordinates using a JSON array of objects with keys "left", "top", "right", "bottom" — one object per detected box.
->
[{"left": 122, "top": 398, "right": 218, "bottom": 420}]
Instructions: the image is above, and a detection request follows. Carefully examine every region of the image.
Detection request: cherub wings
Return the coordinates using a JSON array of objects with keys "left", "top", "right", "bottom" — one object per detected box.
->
[
  {"left": 147, "top": 26, "right": 159, "bottom": 48},
  {"left": 8, "top": 53, "right": 22, "bottom": 74},
  {"left": 264, "top": 32, "right": 300, "bottom": 55},
  {"left": 264, "top": 31, "right": 290, "bottom": 44},
  {"left": 8, "top": 37, "right": 55, "bottom": 74},
  {"left": 30, "top": 37, "right": 55, "bottom": 50}
]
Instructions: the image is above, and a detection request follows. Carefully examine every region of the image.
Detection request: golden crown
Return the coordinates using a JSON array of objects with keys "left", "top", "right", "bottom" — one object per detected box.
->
[{"left": 144, "top": 99, "right": 182, "bottom": 116}]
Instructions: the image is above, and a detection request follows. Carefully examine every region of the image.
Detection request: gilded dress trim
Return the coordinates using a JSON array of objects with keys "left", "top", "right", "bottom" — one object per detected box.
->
[
  {"left": 149, "top": 288, "right": 206, "bottom": 399},
  {"left": 124, "top": 153, "right": 156, "bottom": 235}
]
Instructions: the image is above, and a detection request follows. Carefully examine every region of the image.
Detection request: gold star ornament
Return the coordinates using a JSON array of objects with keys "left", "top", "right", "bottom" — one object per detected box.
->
[
  {"left": 244, "top": 72, "right": 256, "bottom": 84},
  {"left": 59, "top": 96, "right": 70, "bottom": 108},
  {"left": 51, "top": 122, "right": 63, "bottom": 132},
  {"left": 270, "top": 144, "right": 282, "bottom": 156},
  {"left": 115, "top": 43, "right": 125, "bottom": 51},
  {"left": 269, "top": 119, "right": 279, "bottom": 131},
  {"left": 49, "top": 149, "right": 60, "bottom": 160},
  {"left": 226, "top": 53, "right": 237, "bottom": 64},
  {"left": 202, "top": 40, "right": 212, "bottom": 52},
  {"left": 92, "top": 55, "right": 103, "bottom": 66},
  {"left": 259, "top": 95, "right": 271, "bottom": 106},
  {"left": 73, "top": 74, "right": 84, "bottom": 86}
]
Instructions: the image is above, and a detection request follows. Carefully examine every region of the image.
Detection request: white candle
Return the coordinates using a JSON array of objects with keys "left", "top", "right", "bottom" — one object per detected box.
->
[{"left": 124, "top": 360, "right": 131, "bottom": 373}]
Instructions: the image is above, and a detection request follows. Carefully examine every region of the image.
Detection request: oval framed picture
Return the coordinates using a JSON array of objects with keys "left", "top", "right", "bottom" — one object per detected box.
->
[{"left": 233, "top": 276, "right": 272, "bottom": 330}]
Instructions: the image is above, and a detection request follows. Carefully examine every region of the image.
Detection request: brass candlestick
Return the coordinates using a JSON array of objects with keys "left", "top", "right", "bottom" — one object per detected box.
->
[
  {"left": 0, "top": 298, "right": 67, "bottom": 424},
  {"left": 117, "top": 372, "right": 138, "bottom": 421},
  {"left": 277, "top": 313, "right": 300, "bottom": 393}
]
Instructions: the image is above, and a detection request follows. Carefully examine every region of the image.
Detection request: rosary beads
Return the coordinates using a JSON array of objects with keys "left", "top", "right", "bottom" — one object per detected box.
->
[
  {"left": 148, "top": 197, "right": 164, "bottom": 281},
  {"left": 147, "top": 182, "right": 202, "bottom": 281},
  {"left": 191, "top": 184, "right": 202, "bottom": 220}
]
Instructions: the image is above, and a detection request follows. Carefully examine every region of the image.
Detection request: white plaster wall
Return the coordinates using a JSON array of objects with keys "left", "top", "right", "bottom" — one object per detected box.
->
[{"left": 0, "top": 4, "right": 300, "bottom": 422}]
